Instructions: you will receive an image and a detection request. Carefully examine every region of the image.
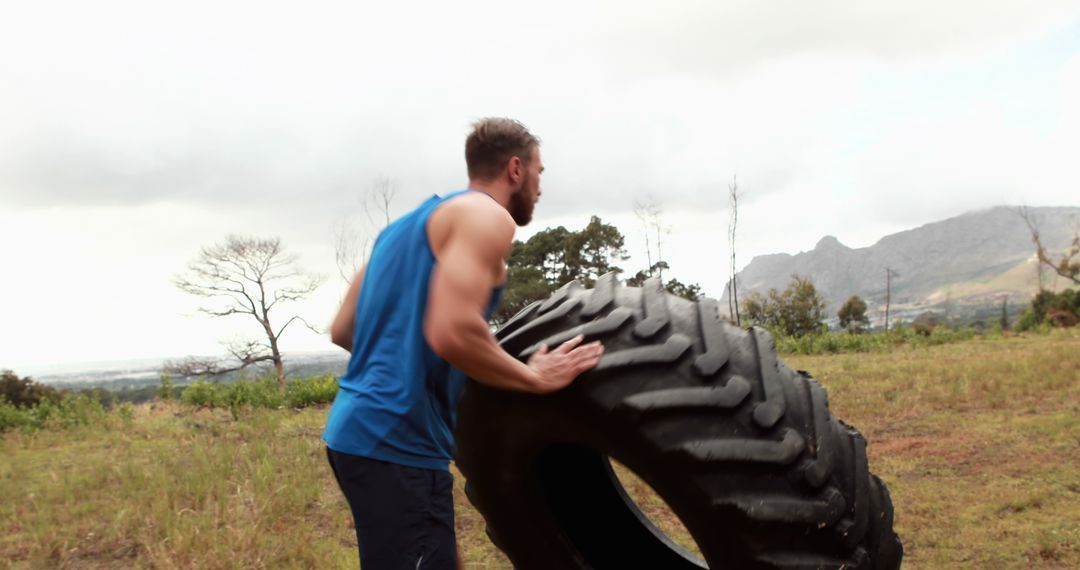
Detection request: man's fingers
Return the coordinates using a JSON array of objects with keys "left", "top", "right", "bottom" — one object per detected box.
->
[
  {"left": 574, "top": 355, "right": 602, "bottom": 375},
  {"left": 532, "top": 340, "right": 604, "bottom": 388},
  {"left": 568, "top": 341, "right": 603, "bottom": 358},
  {"left": 570, "top": 342, "right": 604, "bottom": 372},
  {"left": 554, "top": 334, "right": 585, "bottom": 354}
]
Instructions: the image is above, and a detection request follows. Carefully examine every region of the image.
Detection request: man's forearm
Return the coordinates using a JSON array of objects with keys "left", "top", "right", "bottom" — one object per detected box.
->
[{"left": 427, "top": 315, "right": 542, "bottom": 393}]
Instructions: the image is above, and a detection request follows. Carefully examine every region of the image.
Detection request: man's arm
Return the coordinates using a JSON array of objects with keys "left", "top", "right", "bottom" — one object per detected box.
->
[
  {"left": 330, "top": 265, "right": 366, "bottom": 352},
  {"left": 424, "top": 202, "right": 603, "bottom": 394}
]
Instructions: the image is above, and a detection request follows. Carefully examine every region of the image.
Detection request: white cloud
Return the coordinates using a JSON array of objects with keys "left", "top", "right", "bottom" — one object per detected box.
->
[{"left": 1, "top": 1, "right": 1078, "bottom": 368}]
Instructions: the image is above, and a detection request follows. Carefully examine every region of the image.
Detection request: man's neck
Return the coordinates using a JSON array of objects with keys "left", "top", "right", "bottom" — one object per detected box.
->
[{"left": 466, "top": 179, "right": 513, "bottom": 210}]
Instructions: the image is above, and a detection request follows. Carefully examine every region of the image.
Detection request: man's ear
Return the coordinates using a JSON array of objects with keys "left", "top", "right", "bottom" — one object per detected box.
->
[{"left": 507, "top": 156, "right": 523, "bottom": 184}]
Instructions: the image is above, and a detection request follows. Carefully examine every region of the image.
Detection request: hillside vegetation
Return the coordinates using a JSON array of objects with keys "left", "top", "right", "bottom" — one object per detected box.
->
[{"left": 2, "top": 331, "right": 1078, "bottom": 568}]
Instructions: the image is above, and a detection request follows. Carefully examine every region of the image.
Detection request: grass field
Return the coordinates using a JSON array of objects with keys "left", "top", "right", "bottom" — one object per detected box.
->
[{"left": 2, "top": 330, "right": 1078, "bottom": 568}]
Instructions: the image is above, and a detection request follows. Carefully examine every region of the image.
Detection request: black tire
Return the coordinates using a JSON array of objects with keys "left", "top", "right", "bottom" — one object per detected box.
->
[{"left": 455, "top": 274, "right": 903, "bottom": 569}]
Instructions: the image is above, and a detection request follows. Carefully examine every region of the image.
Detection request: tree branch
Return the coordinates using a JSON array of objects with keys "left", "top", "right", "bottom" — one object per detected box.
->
[
  {"left": 1018, "top": 206, "right": 1080, "bottom": 286},
  {"left": 275, "top": 315, "right": 325, "bottom": 339},
  {"left": 173, "top": 234, "right": 324, "bottom": 390}
]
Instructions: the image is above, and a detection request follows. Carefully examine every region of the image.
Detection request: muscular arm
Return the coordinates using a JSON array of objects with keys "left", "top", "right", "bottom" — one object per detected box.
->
[
  {"left": 424, "top": 201, "right": 602, "bottom": 394},
  {"left": 330, "top": 265, "right": 366, "bottom": 352}
]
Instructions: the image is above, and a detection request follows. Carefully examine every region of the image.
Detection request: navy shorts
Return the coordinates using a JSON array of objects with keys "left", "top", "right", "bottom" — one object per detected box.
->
[{"left": 326, "top": 447, "right": 457, "bottom": 569}]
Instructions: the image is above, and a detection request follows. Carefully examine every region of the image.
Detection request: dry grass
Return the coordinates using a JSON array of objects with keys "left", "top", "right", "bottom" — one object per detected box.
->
[
  {"left": 2, "top": 330, "right": 1078, "bottom": 568},
  {"left": 784, "top": 329, "right": 1080, "bottom": 569}
]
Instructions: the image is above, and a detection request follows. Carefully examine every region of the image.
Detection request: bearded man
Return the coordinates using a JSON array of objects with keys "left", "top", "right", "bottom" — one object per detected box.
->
[{"left": 323, "top": 117, "right": 604, "bottom": 569}]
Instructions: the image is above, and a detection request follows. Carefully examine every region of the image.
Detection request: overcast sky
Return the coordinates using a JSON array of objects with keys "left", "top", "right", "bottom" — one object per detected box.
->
[{"left": 2, "top": 1, "right": 1079, "bottom": 373}]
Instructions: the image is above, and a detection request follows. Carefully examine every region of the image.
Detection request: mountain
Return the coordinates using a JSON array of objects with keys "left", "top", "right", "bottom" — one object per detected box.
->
[{"left": 722, "top": 206, "right": 1079, "bottom": 323}]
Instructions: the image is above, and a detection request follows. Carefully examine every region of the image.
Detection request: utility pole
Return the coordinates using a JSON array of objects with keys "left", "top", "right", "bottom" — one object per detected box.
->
[{"left": 884, "top": 267, "right": 899, "bottom": 330}]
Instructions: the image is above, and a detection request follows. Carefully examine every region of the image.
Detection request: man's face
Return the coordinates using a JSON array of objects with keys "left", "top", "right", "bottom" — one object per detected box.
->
[{"left": 509, "top": 146, "right": 544, "bottom": 226}]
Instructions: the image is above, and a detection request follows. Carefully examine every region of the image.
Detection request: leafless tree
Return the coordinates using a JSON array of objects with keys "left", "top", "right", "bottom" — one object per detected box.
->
[
  {"left": 632, "top": 196, "right": 670, "bottom": 280},
  {"left": 654, "top": 215, "right": 671, "bottom": 282},
  {"left": 727, "top": 175, "right": 741, "bottom": 325},
  {"left": 632, "top": 199, "right": 657, "bottom": 271},
  {"left": 171, "top": 235, "right": 323, "bottom": 392},
  {"left": 332, "top": 217, "right": 368, "bottom": 285},
  {"left": 334, "top": 177, "right": 398, "bottom": 284},
  {"left": 1018, "top": 206, "right": 1080, "bottom": 287}
]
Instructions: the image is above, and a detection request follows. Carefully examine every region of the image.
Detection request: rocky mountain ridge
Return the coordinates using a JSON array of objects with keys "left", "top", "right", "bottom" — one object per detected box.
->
[{"left": 723, "top": 206, "right": 1079, "bottom": 323}]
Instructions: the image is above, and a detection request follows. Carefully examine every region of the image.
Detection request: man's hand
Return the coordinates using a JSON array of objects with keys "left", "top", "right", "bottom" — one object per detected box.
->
[{"left": 525, "top": 335, "right": 604, "bottom": 393}]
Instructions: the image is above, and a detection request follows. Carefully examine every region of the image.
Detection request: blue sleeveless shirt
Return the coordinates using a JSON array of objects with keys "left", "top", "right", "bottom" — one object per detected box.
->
[{"left": 323, "top": 190, "right": 504, "bottom": 470}]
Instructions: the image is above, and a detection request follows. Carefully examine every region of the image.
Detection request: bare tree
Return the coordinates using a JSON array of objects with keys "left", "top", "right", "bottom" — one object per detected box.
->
[
  {"left": 171, "top": 235, "right": 323, "bottom": 391},
  {"left": 727, "top": 175, "right": 741, "bottom": 325},
  {"left": 334, "top": 177, "right": 398, "bottom": 284},
  {"left": 632, "top": 198, "right": 658, "bottom": 271},
  {"left": 654, "top": 212, "right": 671, "bottom": 282},
  {"left": 332, "top": 217, "right": 368, "bottom": 285},
  {"left": 1018, "top": 206, "right": 1080, "bottom": 287},
  {"left": 632, "top": 196, "right": 670, "bottom": 280}
]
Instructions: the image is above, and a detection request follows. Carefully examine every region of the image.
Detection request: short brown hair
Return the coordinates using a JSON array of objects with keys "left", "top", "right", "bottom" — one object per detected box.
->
[{"left": 465, "top": 118, "right": 540, "bottom": 181}]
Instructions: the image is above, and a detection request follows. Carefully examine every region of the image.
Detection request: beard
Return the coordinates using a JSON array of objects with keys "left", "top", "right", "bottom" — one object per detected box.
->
[{"left": 508, "top": 175, "right": 535, "bottom": 226}]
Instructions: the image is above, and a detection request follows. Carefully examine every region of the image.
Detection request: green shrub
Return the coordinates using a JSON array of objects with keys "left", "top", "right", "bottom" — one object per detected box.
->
[
  {"left": 0, "top": 392, "right": 111, "bottom": 432},
  {"left": 32, "top": 392, "right": 109, "bottom": 429},
  {"left": 837, "top": 295, "right": 870, "bottom": 333},
  {"left": 180, "top": 380, "right": 223, "bottom": 407},
  {"left": 1018, "top": 289, "right": 1080, "bottom": 330},
  {"left": 285, "top": 374, "right": 338, "bottom": 408},
  {"left": 0, "top": 397, "right": 32, "bottom": 432},
  {"left": 0, "top": 370, "right": 61, "bottom": 408},
  {"left": 771, "top": 325, "right": 983, "bottom": 355},
  {"left": 179, "top": 374, "right": 338, "bottom": 415},
  {"left": 226, "top": 377, "right": 286, "bottom": 411},
  {"left": 743, "top": 275, "right": 828, "bottom": 337},
  {"left": 115, "top": 402, "right": 136, "bottom": 425},
  {"left": 158, "top": 372, "right": 175, "bottom": 402}
]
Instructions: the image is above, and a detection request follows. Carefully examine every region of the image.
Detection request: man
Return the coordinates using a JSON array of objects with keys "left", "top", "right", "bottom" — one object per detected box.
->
[{"left": 323, "top": 117, "right": 604, "bottom": 569}]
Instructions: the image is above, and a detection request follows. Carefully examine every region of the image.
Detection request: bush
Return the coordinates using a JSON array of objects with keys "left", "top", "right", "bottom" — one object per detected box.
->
[
  {"left": 0, "top": 370, "right": 61, "bottom": 408},
  {"left": 0, "top": 392, "right": 110, "bottom": 433},
  {"left": 115, "top": 402, "right": 136, "bottom": 425},
  {"left": 773, "top": 325, "right": 980, "bottom": 355},
  {"left": 1018, "top": 289, "right": 1080, "bottom": 330},
  {"left": 1047, "top": 308, "right": 1078, "bottom": 328},
  {"left": 742, "top": 275, "right": 828, "bottom": 337},
  {"left": 158, "top": 372, "right": 175, "bottom": 402},
  {"left": 179, "top": 378, "right": 281, "bottom": 420},
  {"left": 837, "top": 295, "right": 870, "bottom": 333},
  {"left": 285, "top": 374, "right": 338, "bottom": 408},
  {"left": 225, "top": 378, "right": 286, "bottom": 410},
  {"left": 0, "top": 398, "right": 32, "bottom": 432},
  {"left": 912, "top": 322, "right": 936, "bottom": 336},
  {"left": 30, "top": 392, "right": 109, "bottom": 429},
  {"left": 179, "top": 380, "right": 223, "bottom": 408},
  {"left": 179, "top": 374, "right": 339, "bottom": 415},
  {"left": 1017, "top": 307, "right": 1039, "bottom": 331}
]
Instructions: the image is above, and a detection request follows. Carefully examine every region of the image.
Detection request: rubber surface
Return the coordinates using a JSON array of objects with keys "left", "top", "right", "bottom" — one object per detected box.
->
[{"left": 455, "top": 274, "right": 903, "bottom": 569}]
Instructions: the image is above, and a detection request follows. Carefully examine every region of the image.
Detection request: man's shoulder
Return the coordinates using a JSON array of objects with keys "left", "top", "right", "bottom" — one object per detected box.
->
[
  {"left": 427, "top": 191, "right": 514, "bottom": 258},
  {"left": 437, "top": 191, "right": 514, "bottom": 233}
]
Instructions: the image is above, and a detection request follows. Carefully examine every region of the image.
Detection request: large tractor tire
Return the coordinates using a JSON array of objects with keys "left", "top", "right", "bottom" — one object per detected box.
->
[{"left": 455, "top": 274, "right": 902, "bottom": 569}]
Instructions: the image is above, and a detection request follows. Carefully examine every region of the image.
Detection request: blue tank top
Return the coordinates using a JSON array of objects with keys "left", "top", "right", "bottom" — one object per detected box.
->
[{"left": 322, "top": 190, "right": 504, "bottom": 470}]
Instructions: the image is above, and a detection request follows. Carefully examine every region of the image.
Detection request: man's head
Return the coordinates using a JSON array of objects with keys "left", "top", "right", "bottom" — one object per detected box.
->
[{"left": 465, "top": 118, "right": 543, "bottom": 226}]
